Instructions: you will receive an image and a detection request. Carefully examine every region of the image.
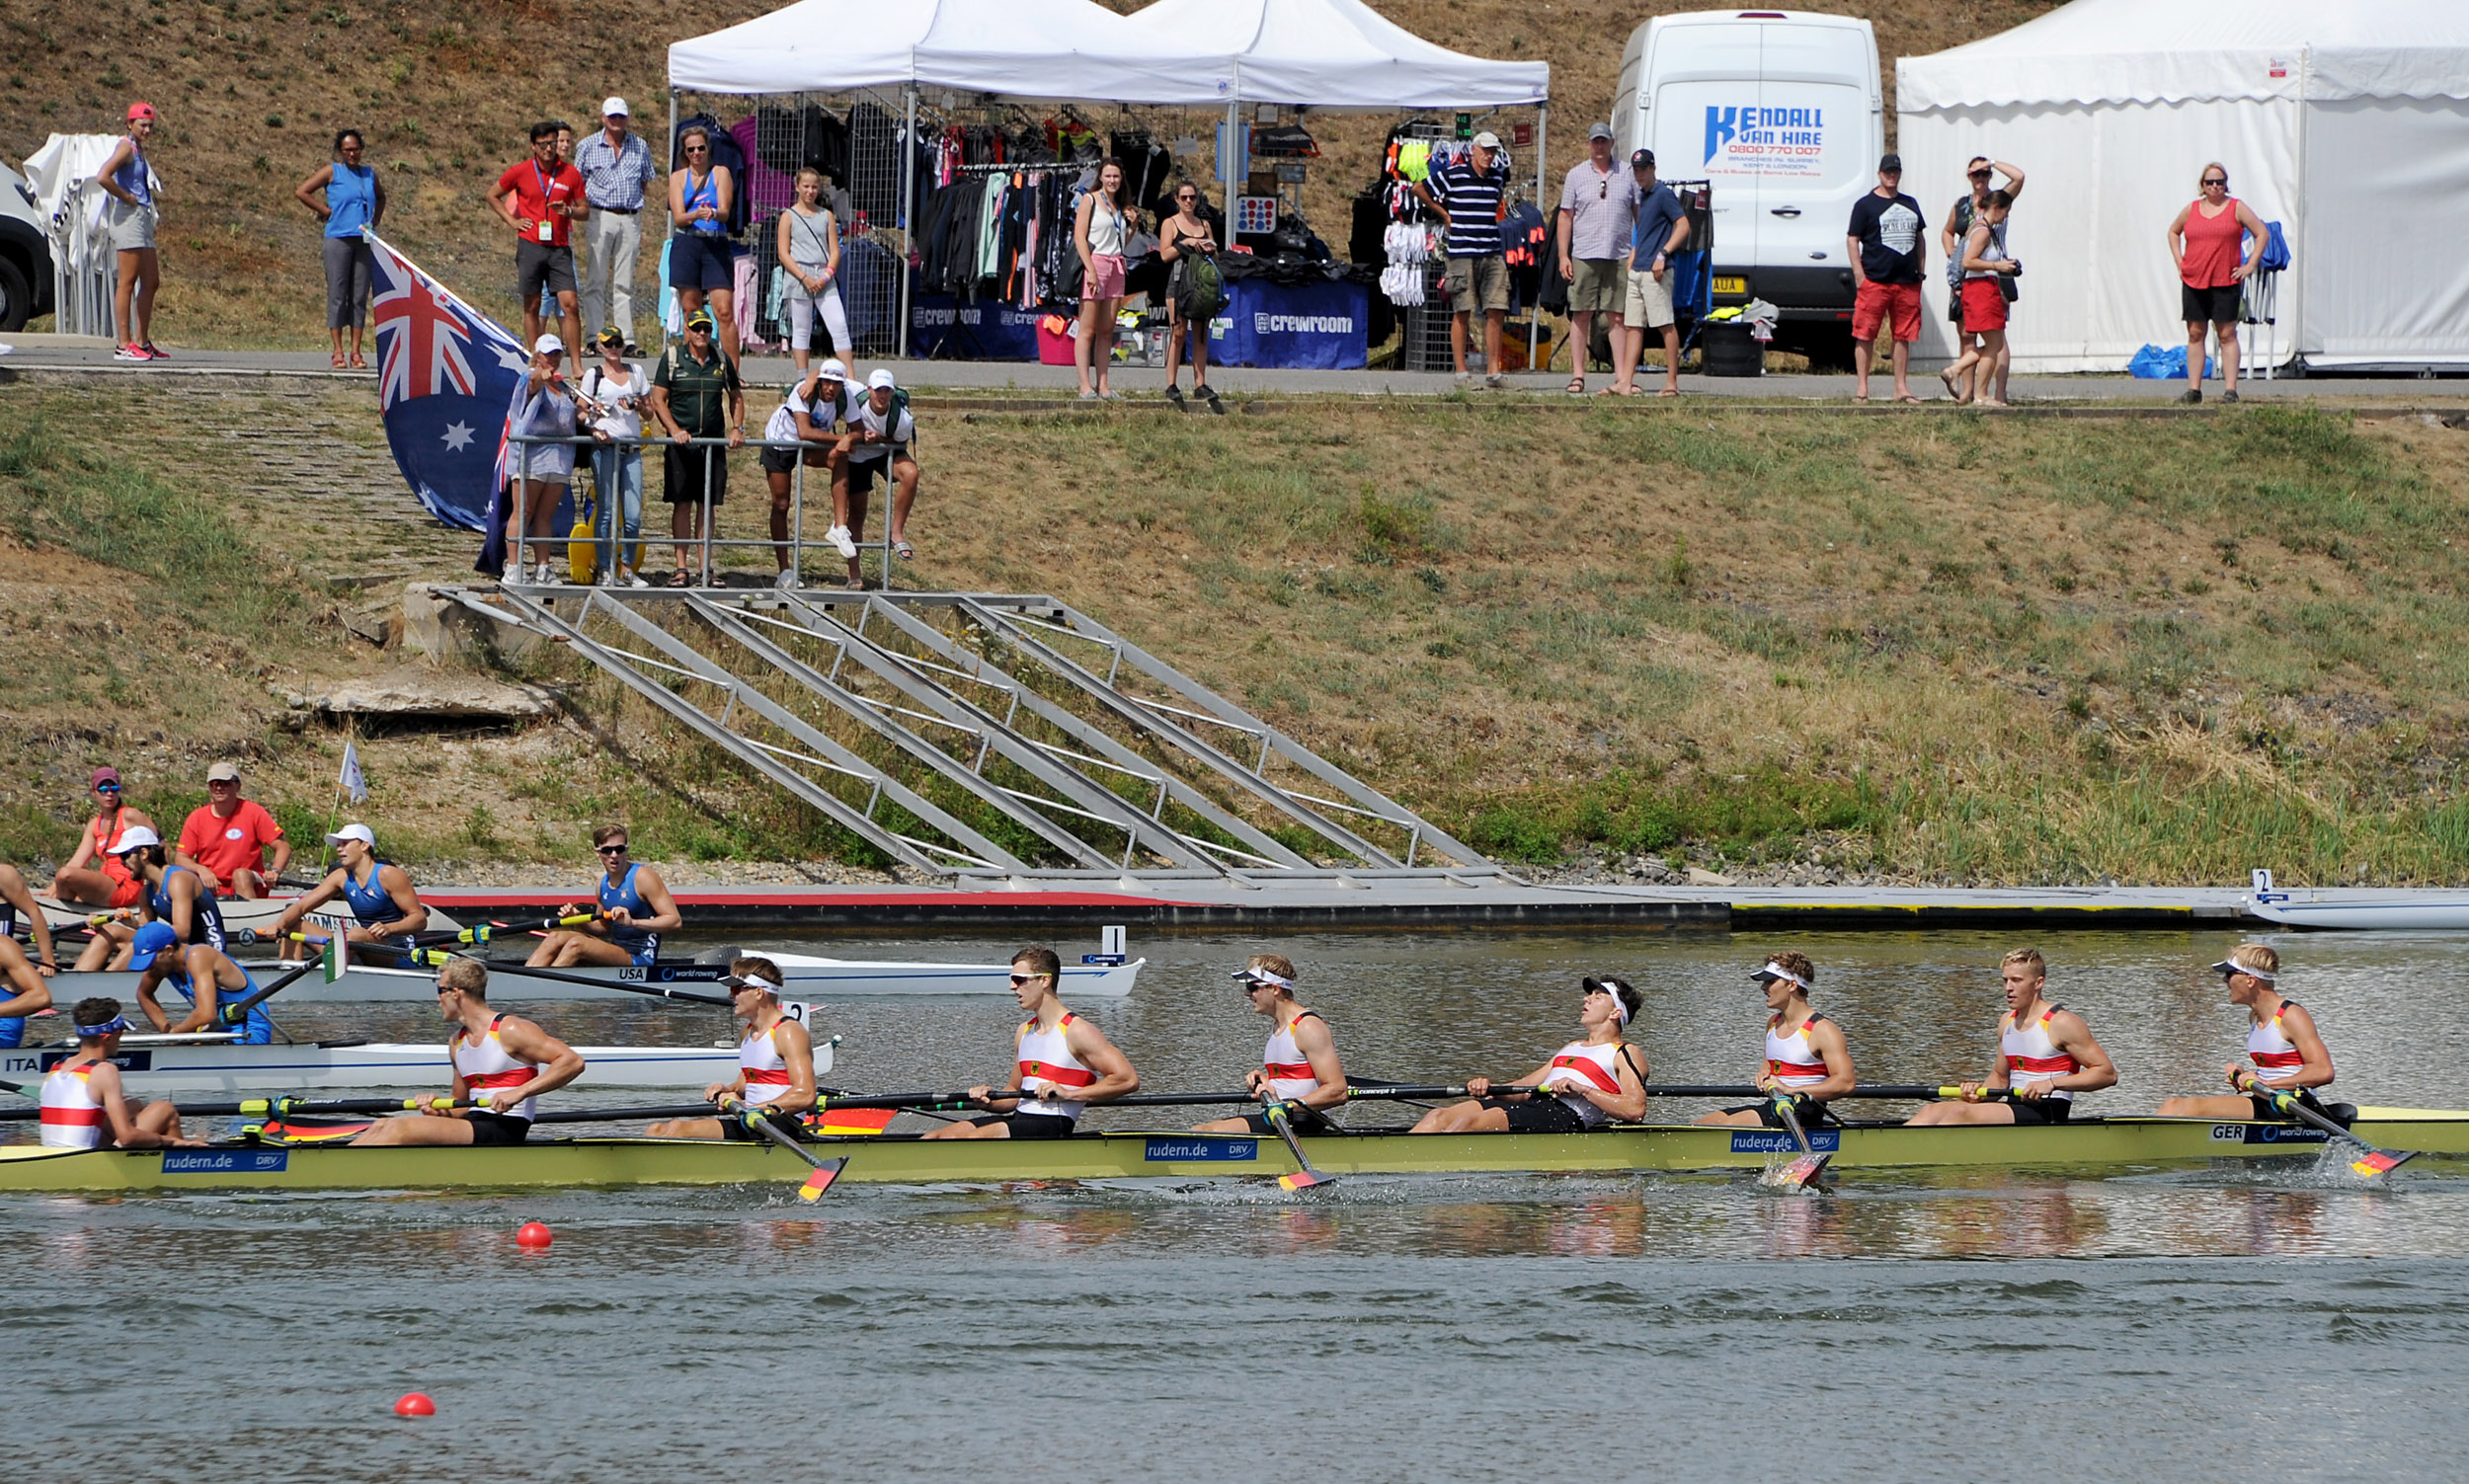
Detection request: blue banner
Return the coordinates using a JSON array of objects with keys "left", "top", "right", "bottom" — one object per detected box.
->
[
  {"left": 1210, "top": 277, "right": 1369, "bottom": 370},
  {"left": 909, "top": 292, "right": 1042, "bottom": 360}
]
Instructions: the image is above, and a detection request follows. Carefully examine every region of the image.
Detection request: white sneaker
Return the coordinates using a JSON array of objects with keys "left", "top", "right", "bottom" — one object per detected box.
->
[
  {"left": 825, "top": 525, "right": 857, "bottom": 559},
  {"left": 772, "top": 569, "right": 801, "bottom": 590},
  {"left": 598, "top": 569, "right": 619, "bottom": 587},
  {"left": 622, "top": 567, "right": 648, "bottom": 588},
  {"left": 534, "top": 561, "right": 559, "bottom": 586}
]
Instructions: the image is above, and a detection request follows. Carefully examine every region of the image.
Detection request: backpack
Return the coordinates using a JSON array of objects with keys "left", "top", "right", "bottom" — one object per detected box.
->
[
  {"left": 1180, "top": 251, "right": 1227, "bottom": 320},
  {"left": 835, "top": 384, "right": 915, "bottom": 447}
]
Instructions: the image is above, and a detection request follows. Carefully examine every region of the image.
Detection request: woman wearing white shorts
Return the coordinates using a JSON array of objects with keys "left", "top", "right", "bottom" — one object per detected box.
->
[{"left": 775, "top": 168, "right": 849, "bottom": 374}]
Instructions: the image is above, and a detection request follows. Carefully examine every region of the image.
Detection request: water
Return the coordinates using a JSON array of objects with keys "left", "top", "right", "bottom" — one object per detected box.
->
[{"left": 14, "top": 927, "right": 2469, "bottom": 1479}]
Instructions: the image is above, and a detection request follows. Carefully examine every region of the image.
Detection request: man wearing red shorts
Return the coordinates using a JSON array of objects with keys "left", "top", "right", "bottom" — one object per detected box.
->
[{"left": 1846, "top": 153, "right": 1927, "bottom": 404}]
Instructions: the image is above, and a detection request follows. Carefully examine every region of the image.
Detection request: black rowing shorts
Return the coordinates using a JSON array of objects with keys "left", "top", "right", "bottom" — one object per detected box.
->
[
  {"left": 721, "top": 1107, "right": 812, "bottom": 1142},
  {"left": 1237, "top": 1104, "right": 1334, "bottom": 1135},
  {"left": 970, "top": 1112, "right": 1078, "bottom": 1139},
  {"left": 2250, "top": 1091, "right": 2348, "bottom": 1125},
  {"left": 1479, "top": 1095, "right": 1587, "bottom": 1135},
  {"left": 1719, "top": 1095, "right": 1837, "bottom": 1131},
  {"left": 2006, "top": 1097, "right": 2074, "bottom": 1126},
  {"left": 465, "top": 1112, "right": 532, "bottom": 1146}
]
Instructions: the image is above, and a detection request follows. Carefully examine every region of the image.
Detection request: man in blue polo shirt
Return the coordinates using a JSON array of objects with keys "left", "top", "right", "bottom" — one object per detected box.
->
[
  {"left": 1613, "top": 149, "right": 1692, "bottom": 399},
  {"left": 1413, "top": 130, "right": 1513, "bottom": 388}
]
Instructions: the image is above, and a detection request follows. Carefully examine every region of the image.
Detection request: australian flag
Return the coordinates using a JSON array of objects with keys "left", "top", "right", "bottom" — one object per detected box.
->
[{"left": 367, "top": 231, "right": 527, "bottom": 535}]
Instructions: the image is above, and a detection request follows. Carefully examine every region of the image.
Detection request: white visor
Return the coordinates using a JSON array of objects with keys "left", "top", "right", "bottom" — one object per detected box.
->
[
  {"left": 1233, "top": 966, "right": 1293, "bottom": 990},
  {"left": 2211, "top": 959, "right": 2276, "bottom": 984},
  {"left": 1753, "top": 961, "right": 1808, "bottom": 989}
]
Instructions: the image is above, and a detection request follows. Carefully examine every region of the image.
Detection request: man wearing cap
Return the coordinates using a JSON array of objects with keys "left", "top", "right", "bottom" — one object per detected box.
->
[
  {"left": 1612, "top": 149, "right": 1692, "bottom": 400},
  {"left": 1908, "top": 948, "right": 2117, "bottom": 1126},
  {"left": 575, "top": 98, "right": 658, "bottom": 354},
  {"left": 511, "top": 332, "right": 586, "bottom": 585},
  {"left": 0, "top": 863, "right": 62, "bottom": 1049},
  {"left": 759, "top": 358, "right": 851, "bottom": 590},
  {"left": 268, "top": 823, "right": 429, "bottom": 963},
  {"left": 1695, "top": 952, "right": 1855, "bottom": 1130},
  {"left": 1409, "top": 976, "right": 1648, "bottom": 1133},
  {"left": 1195, "top": 954, "right": 1348, "bottom": 1135},
  {"left": 492, "top": 120, "right": 588, "bottom": 358},
  {"left": 2157, "top": 945, "right": 2338, "bottom": 1123},
  {"left": 648, "top": 957, "right": 821, "bottom": 1140},
  {"left": 127, "top": 920, "right": 277, "bottom": 1044},
  {"left": 1412, "top": 130, "right": 1514, "bottom": 388},
  {"left": 174, "top": 762, "right": 289, "bottom": 899},
  {"left": 1555, "top": 123, "right": 1638, "bottom": 395},
  {"left": 71, "top": 824, "right": 228, "bottom": 972},
  {"left": 1846, "top": 153, "right": 1928, "bottom": 404},
  {"left": 51, "top": 766, "right": 158, "bottom": 909},
  {"left": 352, "top": 958, "right": 586, "bottom": 1147},
  {"left": 37, "top": 998, "right": 205, "bottom": 1151},
  {"left": 649, "top": 307, "right": 746, "bottom": 587},
  {"left": 829, "top": 368, "right": 919, "bottom": 582}
]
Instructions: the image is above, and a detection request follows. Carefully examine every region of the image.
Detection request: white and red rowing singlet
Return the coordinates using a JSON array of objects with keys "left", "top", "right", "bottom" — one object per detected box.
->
[
  {"left": 1262, "top": 1010, "right": 1324, "bottom": 1102},
  {"left": 741, "top": 1019, "right": 798, "bottom": 1106},
  {"left": 453, "top": 1014, "right": 542, "bottom": 1121},
  {"left": 1016, "top": 1012, "right": 1095, "bottom": 1122},
  {"left": 1765, "top": 1013, "right": 1831, "bottom": 1090},
  {"left": 2247, "top": 1001, "right": 2319, "bottom": 1085},
  {"left": 1539, "top": 1040, "right": 1625, "bottom": 1128},
  {"left": 2000, "top": 1004, "right": 2077, "bottom": 1100},
  {"left": 40, "top": 1060, "right": 107, "bottom": 1149}
]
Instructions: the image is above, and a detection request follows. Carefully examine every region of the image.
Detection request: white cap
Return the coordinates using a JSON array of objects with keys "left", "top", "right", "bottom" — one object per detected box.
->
[
  {"left": 867, "top": 368, "right": 897, "bottom": 390},
  {"left": 602, "top": 97, "right": 630, "bottom": 117},
  {"left": 326, "top": 822, "right": 376, "bottom": 848},
  {"left": 817, "top": 357, "right": 848, "bottom": 381},
  {"left": 533, "top": 333, "right": 565, "bottom": 355},
  {"left": 1472, "top": 130, "right": 1503, "bottom": 149},
  {"left": 108, "top": 824, "right": 162, "bottom": 854}
]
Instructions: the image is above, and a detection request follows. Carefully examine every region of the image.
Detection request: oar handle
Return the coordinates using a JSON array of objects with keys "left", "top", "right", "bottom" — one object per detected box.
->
[{"left": 0, "top": 1093, "right": 470, "bottom": 1122}]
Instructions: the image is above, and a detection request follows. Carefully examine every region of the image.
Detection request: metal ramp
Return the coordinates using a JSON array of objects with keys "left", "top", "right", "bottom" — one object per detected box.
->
[{"left": 442, "top": 586, "right": 1501, "bottom": 885}]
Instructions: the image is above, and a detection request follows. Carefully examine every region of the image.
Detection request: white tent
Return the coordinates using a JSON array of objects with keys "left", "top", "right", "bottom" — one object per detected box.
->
[
  {"left": 1896, "top": 0, "right": 2469, "bottom": 373},
  {"left": 1121, "top": 0, "right": 1549, "bottom": 111}
]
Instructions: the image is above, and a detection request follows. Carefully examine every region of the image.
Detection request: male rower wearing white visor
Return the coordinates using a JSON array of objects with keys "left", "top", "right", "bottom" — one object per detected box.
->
[
  {"left": 924, "top": 945, "right": 1138, "bottom": 1140},
  {"left": 1696, "top": 951, "right": 1856, "bottom": 1130},
  {"left": 1194, "top": 954, "right": 1347, "bottom": 1135},
  {"left": 1907, "top": 947, "right": 2117, "bottom": 1126},
  {"left": 1408, "top": 976, "right": 1648, "bottom": 1134},
  {"left": 647, "top": 957, "right": 821, "bottom": 1140},
  {"left": 2155, "top": 944, "right": 2339, "bottom": 1122},
  {"left": 38, "top": 997, "right": 205, "bottom": 1151}
]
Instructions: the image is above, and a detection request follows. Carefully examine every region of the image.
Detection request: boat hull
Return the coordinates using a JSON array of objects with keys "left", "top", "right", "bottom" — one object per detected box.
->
[
  {"left": 0, "top": 1036, "right": 834, "bottom": 1096},
  {"left": 2247, "top": 898, "right": 2469, "bottom": 931},
  {"left": 43, "top": 954, "right": 1143, "bottom": 1003},
  {"left": 3, "top": 1113, "right": 2459, "bottom": 1194}
]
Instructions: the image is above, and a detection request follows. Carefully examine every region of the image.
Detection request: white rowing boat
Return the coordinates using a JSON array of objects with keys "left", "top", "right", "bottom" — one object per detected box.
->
[
  {"left": 0, "top": 1030, "right": 837, "bottom": 1096},
  {"left": 35, "top": 894, "right": 464, "bottom": 939},
  {"left": 2244, "top": 869, "right": 2469, "bottom": 931}
]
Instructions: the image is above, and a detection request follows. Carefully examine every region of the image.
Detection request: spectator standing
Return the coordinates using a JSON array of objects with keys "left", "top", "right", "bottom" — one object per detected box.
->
[
  {"left": 174, "top": 762, "right": 290, "bottom": 899},
  {"left": 1846, "top": 152, "right": 1926, "bottom": 404},
  {"left": 294, "top": 128, "right": 386, "bottom": 369},
  {"left": 1957, "top": 191, "right": 2021, "bottom": 409},
  {"left": 97, "top": 103, "right": 165, "bottom": 362},
  {"left": 512, "top": 334, "right": 583, "bottom": 586},
  {"left": 1157, "top": 182, "right": 1225, "bottom": 414},
  {"left": 833, "top": 368, "right": 919, "bottom": 585},
  {"left": 775, "top": 167, "right": 849, "bottom": 374},
  {"left": 1610, "top": 149, "right": 1691, "bottom": 399},
  {"left": 1555, "top": 122, "right": 1639, "bottom": 395},
  {"left": 648, "top": 308, "right": 746, "bottom": 587},
  {"left": 581, "top": 328, "right": 651, "bottom": 587},
  {"left": 1413, "top": 130, "right": 1514, "bottom": 387},
  {"left": 51, "top": 768, "right": 158, "bottom": 909},
  {"left": 2168, "top": 162, "right": 2268, "bottom": 406},
  {"left": 491, "top": 121, "right": 588, "bottom": 359},
  {"left": 575, "top": 99, "right": 658, "bottom": 354},
  {"left": 1074, "top": 159, "right": 1133, "bottom": 401},
  {"left": 1939, "top": 157, "right": 2023, "bottom": 403},
  {"left": 667, "top": 125, "right": 740, "bottom": 363}
]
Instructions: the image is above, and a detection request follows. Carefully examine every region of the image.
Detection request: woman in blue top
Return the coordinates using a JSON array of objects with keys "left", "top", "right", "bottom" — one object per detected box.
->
[
  {"left": 269, "top": 823, "right": 430, "bottom": 964},
  {"left": 527, "top": 824, "right": 682, "bottom": 969},
  {"left": 295, "top": 128, "right": 388, "bottom": 368},
  {"left": 666, "top": 126, "right": 739, "bottom": 362},
  {"left": 96, "top": 102, "right": 165, "bottom": 361}
]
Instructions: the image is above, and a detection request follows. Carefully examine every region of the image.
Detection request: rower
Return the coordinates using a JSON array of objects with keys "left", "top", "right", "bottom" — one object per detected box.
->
[
  {"left": 922, "top": 945, "right": 1138, "bottom": 1140},
  {"left": 2156, "top": 944, "right": 2340, "bottom": 1122},
  {"left": 37, "top": 997, "right": 205, "bottom": 1150},
  {"left": 1194, "top": 954, "right": 1346, "bottom": 1135},
  {"left": 270, "top": 822, "right": 429, "bottom": 964},
  {"left": 0, "top": 861, "right": 62, "bottom": 1051},
  {"left": 350, "top": 957, "right": 585, "bottom": 1146},
  {"left": 647, "top": 957, "right": 818, "bottom": 1140},
  {"left": 1695, "top": 952, "right": 1855, "bottom": 1130},
  {"left": 1907, "top": 947, "right": 2117, "bottom": 1126},
  {"left": 1408, "top": 976, "right": 1648, "bottom": 1134},
  {"left": 70, "top": 825, "right": 227, "bottom": 972},
  {"left": 126, "top": 921, "right": 278, "bottom": 1045},
  {"left": 527, "top": 823, "right": 681, "bottom": 969}
]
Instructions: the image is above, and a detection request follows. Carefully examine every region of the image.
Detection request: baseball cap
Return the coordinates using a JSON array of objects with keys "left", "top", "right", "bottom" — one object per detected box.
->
[
  {"left": 1471, "top": 130, "right": 1502, "bottom": 149},
  {"left": 91, "top": 766, "right": 122, "bottom": 788},
  {"left": 128, "top": 102, "right": 157, "bottom": 122},
  {"left": 602, "top": 97, "right": 630, "bottom": 117},
  {"left": 867, "top": 368, "right": 897, "bottom": 390},
  {"left": 685, "top": 308, "right": 716, "bottom": 331},
  {"left": 1878, "top": 152, "right": 1904, "bottom": 173},
  {"left": 131, "top": 921, "right": 181, "bottom": 960},
  {"left": 1631, "top": 147, "right": 1656, "bottom": 170},
  {"left": 817, "top": 357, "right": 848, "bottom": 381},
  {"left": 597, "top": 326, "right": 625, "bottom": 348},
  {"left": 205, "top": 762, "right": 241, "bottom": 783},
  {"left": 1587, "top": 121, "right": 1614, "bottom": 141},
  {"left": 110, "top": 824, "right": 162, "bottom": 855},
  {"left": 326, "top": 822, "right": 376, "bottom": 848},
  {"left": 533, "top": 332, "right": 564, "bottom": 355}
]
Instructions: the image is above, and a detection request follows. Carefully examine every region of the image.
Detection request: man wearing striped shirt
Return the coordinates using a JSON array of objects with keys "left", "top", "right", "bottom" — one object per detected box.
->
[
  {"left": 1412, "top": 130, "right": 1514, "bottom": 387},
  {"left": 576, "top": 98, "right": 659, "bottom": 354}
]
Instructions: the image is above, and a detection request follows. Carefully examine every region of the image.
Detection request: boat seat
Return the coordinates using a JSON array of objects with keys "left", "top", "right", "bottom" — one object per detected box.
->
[{"left": 2328, "top": 1103, "right": 2358, "bottom": 1128}]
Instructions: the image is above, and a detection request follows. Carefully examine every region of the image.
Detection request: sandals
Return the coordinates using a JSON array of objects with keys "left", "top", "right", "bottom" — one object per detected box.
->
[
  {"left": 667, "top": 568, "right": 689, "bottom": 588},
  {"left": 892, "top": 539, "right": 915, "bottom": 561},
  {"left": 330, "top": 351, "right": 347, "bottom": 369},
  {"left": 1565, "top": 376, "right": 1587, "bottom": 395},
  {"left": 349, "top": 352, "right": 367, "bottom": 370}
]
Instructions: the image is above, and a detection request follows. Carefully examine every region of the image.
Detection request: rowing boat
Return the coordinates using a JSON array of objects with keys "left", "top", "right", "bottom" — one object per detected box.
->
[
  {"left": 2245, "top": 869, "right": 2469, "bottom": 931},
  {"left": 6, "top": 1111, "right": 2462, "bottom": 1194},
  {"left": 48, "top": 949, "right": 1144, "bottom": 1002},
  {"left": 0, "top": 1032, "right": 837, "bottom": 1096},
  {"left": 35, "top": 895, "right": 463, "bottom": 938}
]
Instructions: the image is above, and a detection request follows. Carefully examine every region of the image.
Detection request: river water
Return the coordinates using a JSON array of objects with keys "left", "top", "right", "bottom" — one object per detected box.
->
[{"left": 13, "top": 927, "right": 2469, "bottom": 1480}]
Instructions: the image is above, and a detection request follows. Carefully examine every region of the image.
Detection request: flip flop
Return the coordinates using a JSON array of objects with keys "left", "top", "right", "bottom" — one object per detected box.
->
[
  {"left": 667, "top": 568, "right": 689, "bottom": 587},
  {"left": 892, "top": 539, "right": 915, "bottom": 561},
  {"left": 1656, "top": 388, "right": 1680, "bottom": 398},
  {"left": 1895, "top": 394, "right": 1923, "bottom": 405}
]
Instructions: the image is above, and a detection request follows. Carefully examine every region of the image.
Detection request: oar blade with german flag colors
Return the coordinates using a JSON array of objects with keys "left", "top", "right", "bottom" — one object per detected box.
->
[
  {"left": 1261, "top": 1098, "right": 1335, "bottom": 1192},
  {"left": 2248, "top": 1082, "right": 2417, "bottom": 1182},
  {"left": 1758, "top": 1096, "right": 1832, "bottom": 1192},
  {"left": 2350, "top": 1147, "right": 2419, "bottom": 1178},
  {"left": 720, "top": 1096, "right": 847, "bottom": 1202}
]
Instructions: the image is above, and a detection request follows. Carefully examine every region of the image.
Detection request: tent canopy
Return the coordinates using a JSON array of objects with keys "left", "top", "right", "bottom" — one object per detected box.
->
[
  {"left": 1122, "top": 0, "right": 1548, "bottom": 111},
  {"left": 1898, "top": 0, "right": 2469, "bottom": 111}
]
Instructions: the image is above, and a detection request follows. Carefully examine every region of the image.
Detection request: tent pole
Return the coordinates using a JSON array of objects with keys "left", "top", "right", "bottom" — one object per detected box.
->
[
  {"left": 1530, "top": 103, "right": 1546, "bottom": 372},
  {"left": 664, "top": 89, "right": 677, "bottom": 353},
  {"left": 899, "top": 84, "right": 917, "bottom": 361}
]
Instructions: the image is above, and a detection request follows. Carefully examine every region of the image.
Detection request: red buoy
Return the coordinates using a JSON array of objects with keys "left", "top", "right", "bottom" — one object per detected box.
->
[
  {"left": 394, "top": 1392, "right": 437, "bottom": 1418},
  {"left": 516, "top": 1220, "right": 553, "bottom": 1248}
]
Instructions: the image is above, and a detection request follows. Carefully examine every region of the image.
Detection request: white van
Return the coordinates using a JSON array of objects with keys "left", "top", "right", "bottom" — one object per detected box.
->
[{"left": 1613, "top": 9, "right": 1883, "bottom": 353}]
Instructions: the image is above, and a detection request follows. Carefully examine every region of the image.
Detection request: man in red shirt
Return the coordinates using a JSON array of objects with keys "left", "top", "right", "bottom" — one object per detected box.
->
[
  {"left": 489, "top": 120, "right": 587, "bottom": 359},
  {"left": 174, "top": 761, "right": 290, "bottom": 898}
]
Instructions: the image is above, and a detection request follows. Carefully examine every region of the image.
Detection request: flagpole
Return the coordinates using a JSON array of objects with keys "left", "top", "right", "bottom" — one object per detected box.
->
[{"left": 322, "top": 720, "right": 364, "bottom": 876}]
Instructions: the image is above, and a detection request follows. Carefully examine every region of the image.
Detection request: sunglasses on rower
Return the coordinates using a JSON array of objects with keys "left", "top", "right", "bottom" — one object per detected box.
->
[
  {"left": 1008, "top": 971, "right": 1047, "bottom": 984},
  {"left": 597, "top": 843, "right": 628, "bottom": 856}
]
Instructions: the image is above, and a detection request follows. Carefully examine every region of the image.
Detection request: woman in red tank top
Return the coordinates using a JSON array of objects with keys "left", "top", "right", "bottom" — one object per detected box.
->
[{"left": 2167, "top": 162, "right": 2269, "bottom": 406}]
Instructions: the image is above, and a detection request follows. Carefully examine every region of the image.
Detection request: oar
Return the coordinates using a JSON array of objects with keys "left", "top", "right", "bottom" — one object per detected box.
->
[
  {"left": 1339, "top": 1082, "right": 1982, "bottom": 1103},
  {"left": 2242, "top": 1077, "right": 2418, "bottom": 1179},
  {"left": 1762, "top": 1094, "right": 1833, "bottom": 1191},
  {"left": 237, "top": 922, "right": 500, "bottom": 949},
  {"left": 453, "top": 958, "right": 733, "bottom": 1007},
  {"left": 719, "top": 1095, "right": 845, "bottom": 1202},
  {"left": 1259, "top": 1096, "right": 1334, "bottom": 1192},
  {"left": 0, "top": 1091, "right": 468, "bottom": 1122},
  {"left": 214, "top": 956, "right": 324, "bottom": 1027}
]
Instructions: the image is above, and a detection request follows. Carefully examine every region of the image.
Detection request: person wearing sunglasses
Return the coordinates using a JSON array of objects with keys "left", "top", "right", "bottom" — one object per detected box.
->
[
  {"left": 1555, "top": 122, "right": 1640, "bottom": 395},
  {"left": 924, "top": 946, "right": 1140, "bottom": 1140},
  {"left": 1938, "top": 156, "right": 2023, "bottom": 404},
  {"left": 294, "top": 127, "right": 386, "bottom": 369},
  {"left": 50, "top": 766, "right": 158, "bottom": 910},
  {"left": 1157, "top": 182, "right": 1225, "bottom": 413},
  {"left": 526, "top": 824, "right": 681, "bottom": 969},
  {"left": 1194, "top": 954, "right": 1348, "bottom": 1135},
  {"left": 2167, "top": 162, "right": 2269, "bottom": 405},
  {"left": 667, "top": 124, "right": 740, "bottom": 362}
]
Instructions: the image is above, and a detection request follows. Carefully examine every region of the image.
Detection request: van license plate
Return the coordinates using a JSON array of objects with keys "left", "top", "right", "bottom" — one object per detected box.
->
[{"left": 1712, "top": 275, "right": 1748, "bottom": 296}]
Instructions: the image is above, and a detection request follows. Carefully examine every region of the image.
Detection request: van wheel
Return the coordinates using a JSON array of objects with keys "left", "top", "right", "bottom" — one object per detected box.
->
[{"left": 0, "top": 257, "right": 29, "bottom": 333}]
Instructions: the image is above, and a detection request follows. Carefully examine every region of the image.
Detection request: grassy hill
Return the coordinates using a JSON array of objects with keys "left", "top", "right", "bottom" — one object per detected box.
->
[{"left": 3, "top": 0, "right": 2059, "bottom": 349}]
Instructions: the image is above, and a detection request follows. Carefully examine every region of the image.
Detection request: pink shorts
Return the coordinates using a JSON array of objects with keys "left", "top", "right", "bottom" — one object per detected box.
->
[{"left": 1081, "top": 253, "right": 1126, "bottom": 301}]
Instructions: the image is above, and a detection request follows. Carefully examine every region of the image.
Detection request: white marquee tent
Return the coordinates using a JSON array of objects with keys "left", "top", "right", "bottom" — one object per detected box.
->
[
  {"left": 1896, "top": 0, "right": 2469, "bottom": 373},
  {"left": 1121, "top": 0, "right": 1548, "bottom": 111}
]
